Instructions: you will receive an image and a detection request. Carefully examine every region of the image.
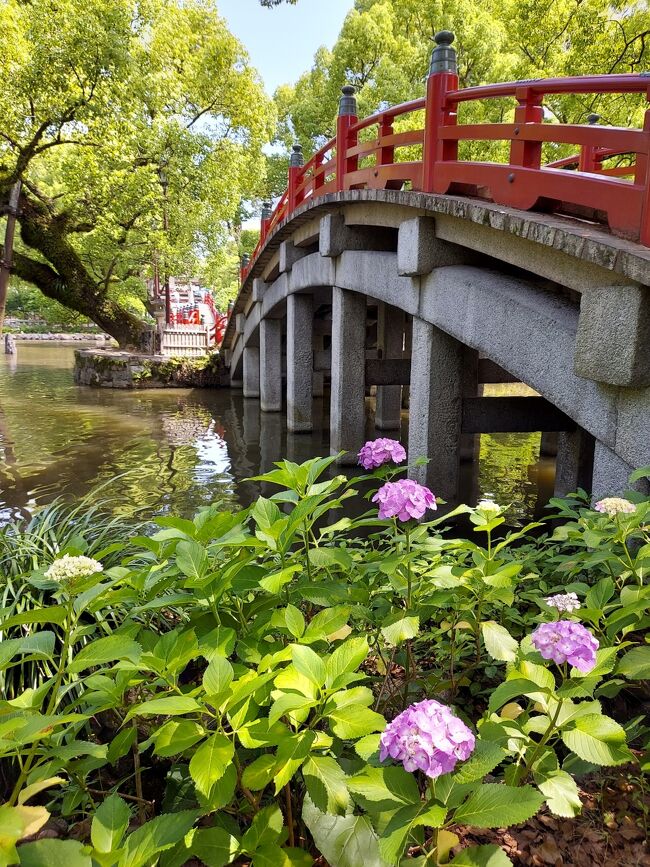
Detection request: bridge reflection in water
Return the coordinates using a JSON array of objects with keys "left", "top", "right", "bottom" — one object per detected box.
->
[{"left": 0, "top": 344, "right": 553, "bottom": 527}]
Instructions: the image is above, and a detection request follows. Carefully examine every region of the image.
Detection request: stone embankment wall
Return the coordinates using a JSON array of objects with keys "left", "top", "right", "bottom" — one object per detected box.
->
[
  {"left": 14, "top": 333, "right": 109, "bottom": 342},
  {"left": 74, "top": 349, "right": 228, "bottom": 389}
]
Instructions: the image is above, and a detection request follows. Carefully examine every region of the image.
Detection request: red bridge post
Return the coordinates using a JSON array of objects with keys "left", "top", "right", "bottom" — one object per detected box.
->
[
  {"left": 423, "top": 31, "right": 459, "bottom": 194},
  {"left": 337, "top": 85, "right": 358, "bottom": 192},
  {"left": 260, "top": 201, "right": 272, "bottom": 242},
  {"left": 511, "top": 87, "right": 543, "bottom": 169},
  {"left": 578, "top": 114, "right": 602, "bottom": 173},
  {"left": 638, "top": 102, "right": 650, "bottom": 247},
  {"left": 288, "top": 144, "right": 304, "bottom": 214}
]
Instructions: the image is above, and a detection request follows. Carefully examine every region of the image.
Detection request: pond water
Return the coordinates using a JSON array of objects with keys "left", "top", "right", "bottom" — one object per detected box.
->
[{"left": 0, "top": 344, "right": 555, "bottom": 526}]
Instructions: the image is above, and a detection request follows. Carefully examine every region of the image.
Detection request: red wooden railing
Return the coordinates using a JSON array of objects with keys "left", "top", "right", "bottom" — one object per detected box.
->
[{"left": 241, "top": 31, "right": 650, "bottom": 283}]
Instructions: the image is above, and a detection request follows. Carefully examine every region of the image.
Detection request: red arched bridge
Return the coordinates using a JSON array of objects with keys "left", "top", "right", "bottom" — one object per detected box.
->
[{"left": 224, "top": 32, "right": 650, "bottom": 505}]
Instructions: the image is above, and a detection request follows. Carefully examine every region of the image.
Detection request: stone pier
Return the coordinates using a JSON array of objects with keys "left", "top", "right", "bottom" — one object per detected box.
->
[
  {"left": 330, "top": 287, "right": 367, "bottom": 462},
  {"left": 287, "top": 293, "right": 314, "bottom": 432}
]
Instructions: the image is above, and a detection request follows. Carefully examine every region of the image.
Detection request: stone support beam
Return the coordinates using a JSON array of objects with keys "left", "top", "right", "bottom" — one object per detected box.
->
[
  {"left": 376, "top": 303, "right": 404, "bottom": 431},
  {"left": 397, "top": 216, "right": 478, "bottom": 275},
  {"left": 242, "top": 346, "right": 260, "bottom": 399},
  {"left": 287, "top": 293, "right": 314, "bottom": 432},
  {"left": 330, "top": 286, "right": 366, "bottom": 462},
  {"left": 259, "top": 318, "right": 282, "bottom": 412},
  {"left": 591, "top": 441, "right": 642, "bottom": 500},
  {"left": 575, "top": 284, "right": 650, "bottom": 387},
  {"left": 319, "top": 213, "right": 396, "bottom": 258},
  {"left": 554, "top": 428, "right": 595, "bottom": 498},
  {"left": 279, "top": 240, "right": 310, "bottom": 274},
  {"left": 408, "top": 318, "right": 464, "bottom": 501}
]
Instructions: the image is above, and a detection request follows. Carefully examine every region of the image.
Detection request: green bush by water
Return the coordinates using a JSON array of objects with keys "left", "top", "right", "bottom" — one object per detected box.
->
[{"left": 0, "top": 456, "right": 648, "bottom": 866}]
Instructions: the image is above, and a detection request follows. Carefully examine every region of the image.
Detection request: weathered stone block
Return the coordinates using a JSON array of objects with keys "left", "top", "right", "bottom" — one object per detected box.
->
[
  {"left": 252, "top": 278, "right": 267, "bottom": 303},
  {"left": 575, "top": 284, "right": 650, "bottom": 386},
  {"left": 397, "top": 216, "right": 474, "bottom": 275}
]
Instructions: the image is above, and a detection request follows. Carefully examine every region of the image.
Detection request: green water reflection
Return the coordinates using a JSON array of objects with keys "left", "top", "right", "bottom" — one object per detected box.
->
[{"left": 0, "top": 345, "right": 554, "bottom": 525}]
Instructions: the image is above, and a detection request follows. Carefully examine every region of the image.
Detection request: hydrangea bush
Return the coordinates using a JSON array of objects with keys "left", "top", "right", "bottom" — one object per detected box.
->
[{"left": 0, "top": 445, "right": 647, "bottom": 866}]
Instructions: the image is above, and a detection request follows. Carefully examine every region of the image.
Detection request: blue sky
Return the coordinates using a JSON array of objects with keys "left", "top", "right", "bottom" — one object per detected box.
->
[{"left": 218, "top": 0, "right": 354, "bottom": 94}]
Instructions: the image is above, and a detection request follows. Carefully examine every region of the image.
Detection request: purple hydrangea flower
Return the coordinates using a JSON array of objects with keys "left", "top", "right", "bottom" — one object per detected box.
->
[
  {"left": 531, "top": 621, "right": 599, "bottom": 673},
  {"left": 380, "top": 699, "right": 475, "bottom": 778},
  {"left": 358, "top": 438, "right": 407, "bottom": 470},
  {"left": 372, "top": 479, "right": 436, "bottom": 521}
]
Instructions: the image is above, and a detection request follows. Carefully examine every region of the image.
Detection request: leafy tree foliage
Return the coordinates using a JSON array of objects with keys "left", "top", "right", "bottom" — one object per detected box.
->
[
  {"left": 0, "top": 0, "right": 274, "bottom": 347},
  {"left": 274, "top": 0, "right": 650, "bottom": 155}
]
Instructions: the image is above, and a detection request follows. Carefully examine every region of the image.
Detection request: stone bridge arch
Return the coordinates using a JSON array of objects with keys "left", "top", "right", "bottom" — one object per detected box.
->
[{"left": 224, "top": 192, "right": 650, "bottom": 503}]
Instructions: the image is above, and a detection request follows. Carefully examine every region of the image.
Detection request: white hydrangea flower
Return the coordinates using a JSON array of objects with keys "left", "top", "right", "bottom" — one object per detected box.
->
[
  {"left": 45, "top": 554, "right": 103, "bottom": 585},
  {"left": 545, "top": 592, "right": 581, "bottom": 613},
  {"left": 594, "top": 497, "right": 636, "bottom": 517},
  {"left": 476, "top": 498, "right": 502, "bottom": 516}
]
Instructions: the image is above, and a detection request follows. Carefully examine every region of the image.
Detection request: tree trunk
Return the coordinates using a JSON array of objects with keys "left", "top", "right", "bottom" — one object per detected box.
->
[{"left": 6, "top": 193, "right": 152, "bottom": 351}]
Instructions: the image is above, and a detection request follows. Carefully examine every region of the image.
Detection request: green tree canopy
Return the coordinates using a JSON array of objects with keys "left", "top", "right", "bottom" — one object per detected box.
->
[
  {"left": 273, "top": 0, "right": 649, "bottom": 156},
  {"left": 0, "top": 0, "right": 275, "bottom": 347}
]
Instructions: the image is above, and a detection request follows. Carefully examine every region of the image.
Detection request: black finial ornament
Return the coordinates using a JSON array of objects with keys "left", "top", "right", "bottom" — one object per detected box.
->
[
  {"left": 587, "top": 113, "right": 601, "bottom": 125},
  {"left": 339, "top": 84, "right": 357, "bottom": 117},
  {"left": 241, "top": 253, "right": 250, "bottom": 268},
  {"left": 429, "top": 30, "right": 457, "bottom": 75},
  {"left": 290, "top": 143, "right": 304, "bottom": 167},
  {"left": 261, "top": 201, "right": 272, "bottom": 220}
]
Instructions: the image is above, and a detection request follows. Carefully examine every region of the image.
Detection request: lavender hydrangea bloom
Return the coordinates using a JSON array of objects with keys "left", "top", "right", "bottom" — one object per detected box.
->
[
  {"left": 372, "top": 479, "right": 436, "bottom": 521},
  {"left": 531, "top": 621, "right": 599, "bottom": 673},
  {"left": 380, "top": 699, "right": 475, "bottom": 778},
  {"left": 358, "top": 438, "right": 407, "bottom": 470}
]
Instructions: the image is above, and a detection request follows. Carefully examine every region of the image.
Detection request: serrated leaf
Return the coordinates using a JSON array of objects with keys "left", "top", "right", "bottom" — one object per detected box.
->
[
  {"left": 259, "top": 565, "right": 301, "bottom": 594},
  {"left": 68, "top": 635, "right": 142, "bottom": 673},
  {"left": 241, "top": 804, "right": 283, "bottom": 854},
  {"left": 252, "top": 844, "right": 314, "bottom": 867},
  {"left": 450, "top": 844, "right": 513, "bottom": 866},
  {"left": 381, "top": 613, "right": 419, "bottom": 647},
  {"left": 121, "top": 810, "right": 199, "bottom": 867},
  {"left": 190, "top": 826, "right": 240, "bottom": 867},
  {"left": 273, "top": 731, "right": 315, "bottom": 793},
  {"left": 481, "top": 622, "right": 518, "bottom": 663},
  {"left": 203, "top": 657, "right": 234, "bottom": 697},
  {"left": 325, "top": 637, "right": 369, "bottom": 688},
  {"left": 126, "top": 696, "right": 201, "bottom": 720},
  {"left": 454, "top": 740, "right": 505, "bottom": 783},
  {"left": 328, "top": 704, "right": 385, "bottom": 739},
  {"left": 91, "top": 793, "right": 130, "bottom": 854},
  {"left": 616, "top": 646, "right": 650, "bottom": 679},
  {"left": 268, "top": 693, "right": 318, "bottom": 726},
  {"left": 242, "top": 755, "right": 277, "bottom": 791},
  {"left": 453, "top": 784, "right": 544, "bottom": 828},
  {"left": 285, "top": 605, "right": 305, "bottom": 639},
  {"left": 347, "top": 765, "right": 420, "bottom": 812},
  {"left": 487, "top": 679, "right": 543, "bottom": 713},
  {"left": 302, "top": 756, "right": 350, "bottom": 815},
  {"left": 302, "top": 796, "right": 389, "bottom": 867},
  {"left": 560, "top": 714, "right": 633, "bottom": 766},
  {"left": 18, "top": 839, "right": 91, "bottom": 867},
  {"left": 291, "top": 645, "right": 326, "bottom": 687},
  {"left": 537, "top": 770, "right": 582, "bottom": 818},
  {"left": 189, "top": 734, "right": 234, "bottom": 797},
  {"left": 152, "top": 720, "right": 204, "bottom": 758},
  {"left": 302, "top": 606, "right": 351, "bottom": 643},
  {"left": 176, "top": 539, "right": 208, "bottom": 580}
]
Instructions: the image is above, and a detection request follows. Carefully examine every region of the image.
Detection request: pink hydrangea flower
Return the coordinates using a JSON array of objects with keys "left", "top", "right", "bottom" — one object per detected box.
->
[
  {"left": 594, "top": 497, "right": 636, "bottom": 516},
  {"left": 372, "top": 479, "right": 436, "bottom": 521},
  {"left": 380, "top": 699, "right": 475, "bottom": 778},
  {"left": 531, "top": 621, "right": 599, "bottom": 673},
  {"left": 358, "top": 438, "right": 407, "bottom": 470}
]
